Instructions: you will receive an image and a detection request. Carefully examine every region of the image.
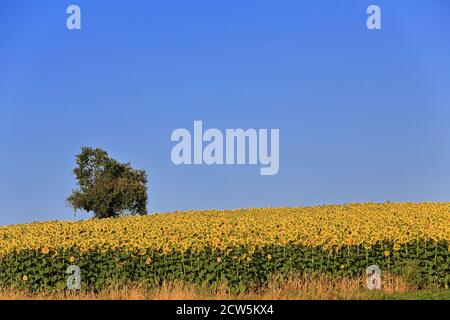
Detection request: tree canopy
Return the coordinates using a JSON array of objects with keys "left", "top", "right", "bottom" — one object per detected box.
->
[{"left": 67, "top": 147, "right": 148, "bottom": 218}]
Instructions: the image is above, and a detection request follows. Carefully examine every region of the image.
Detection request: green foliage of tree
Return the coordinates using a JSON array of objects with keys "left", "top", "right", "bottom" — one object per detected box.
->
[{"left": 67, "top": 147, "right": 148, "bottom": 218}]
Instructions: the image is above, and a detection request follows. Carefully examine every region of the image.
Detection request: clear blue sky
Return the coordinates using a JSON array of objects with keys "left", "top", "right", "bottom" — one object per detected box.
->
[{"left": 1, "top": 1, "right": 449, "bottom": 225}]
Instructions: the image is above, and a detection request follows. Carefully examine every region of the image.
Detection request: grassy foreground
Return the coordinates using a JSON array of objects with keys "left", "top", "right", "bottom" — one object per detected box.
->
[{"left": 1, "top": 275, "right": 448, "bottom": 300}]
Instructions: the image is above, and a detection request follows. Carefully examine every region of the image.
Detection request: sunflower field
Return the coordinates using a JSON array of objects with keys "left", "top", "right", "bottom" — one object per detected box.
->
[{"left": 0, "top": 202, "right": 449, "bottom": 292}]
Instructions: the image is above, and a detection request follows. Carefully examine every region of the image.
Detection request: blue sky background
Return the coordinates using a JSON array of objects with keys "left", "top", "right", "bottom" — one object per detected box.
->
[{"left": 0, "top": 1, "right": 449, "bottom": 226}]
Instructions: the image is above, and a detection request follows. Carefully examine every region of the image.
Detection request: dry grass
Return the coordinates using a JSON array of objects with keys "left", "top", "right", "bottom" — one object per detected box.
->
[{"left": 0, "top": 274, "right": 420, "bottom": 300}]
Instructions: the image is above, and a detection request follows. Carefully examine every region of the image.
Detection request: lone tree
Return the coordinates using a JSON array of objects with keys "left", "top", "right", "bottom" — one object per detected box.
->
[{"left": 67, "top": 147, "right": 148, "bottom": 218}]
